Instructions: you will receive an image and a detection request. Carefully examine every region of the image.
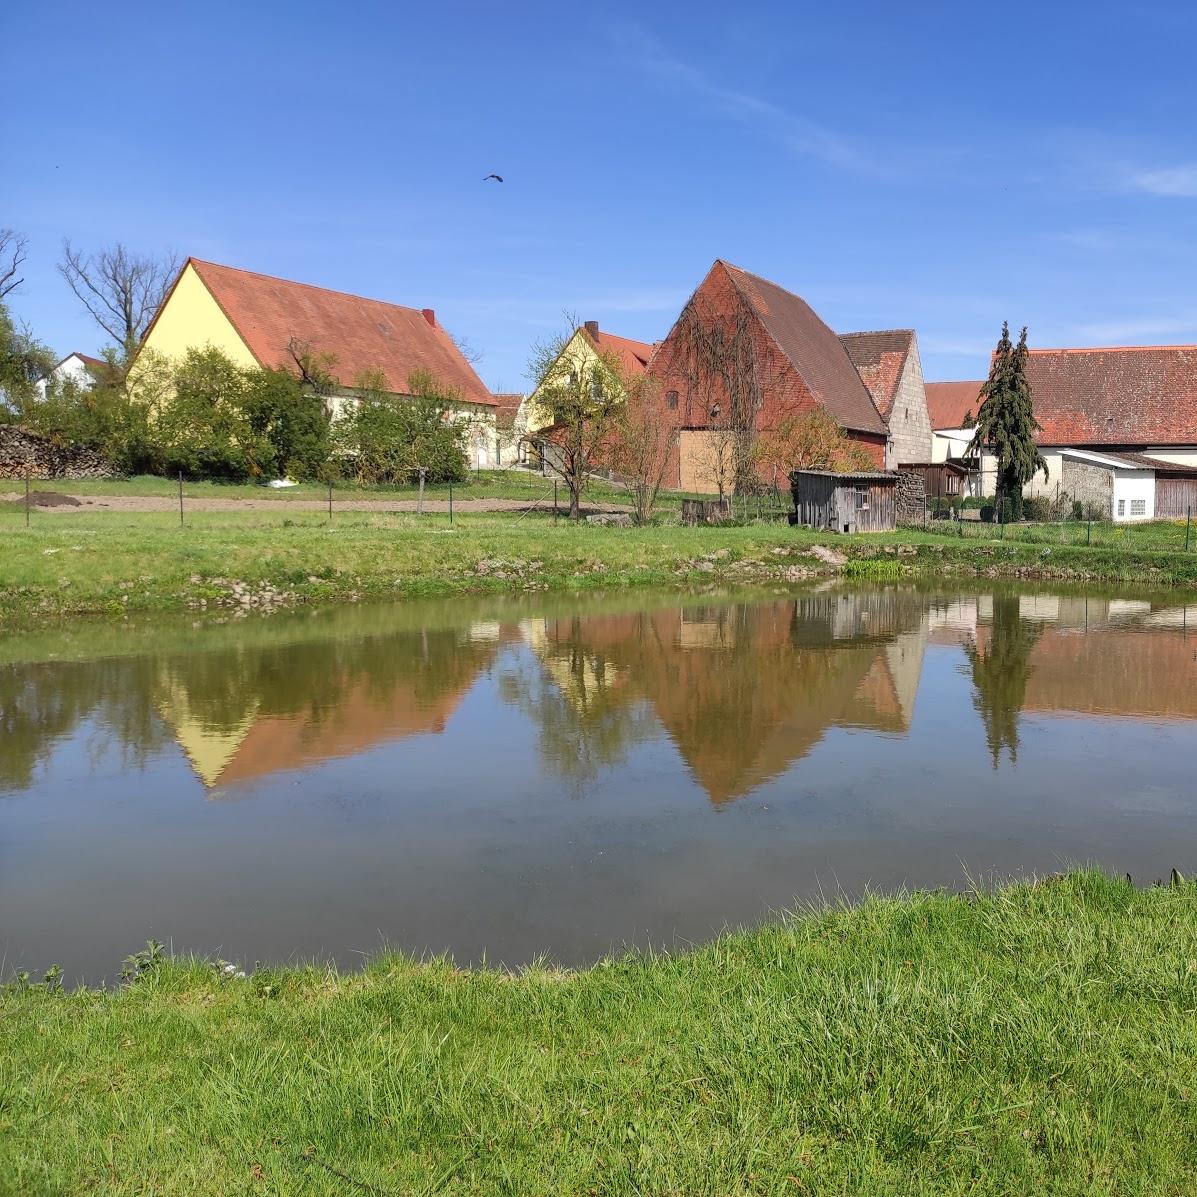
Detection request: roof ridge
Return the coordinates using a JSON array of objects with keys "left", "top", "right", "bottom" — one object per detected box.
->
[
  {"left": 1027, "top": 344, "right": 1197, "bottom": 354},
  {"left": 717, "top": 262, "right": 886, "bottom": 432},
  {"left": 189, "top": 257, "right": 431, "bottom": 319},
  {"left": 839, "top": 328, "right": 915, "bottom": 339}
]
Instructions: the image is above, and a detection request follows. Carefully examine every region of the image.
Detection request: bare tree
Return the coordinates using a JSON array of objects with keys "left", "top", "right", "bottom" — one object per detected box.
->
[
  {"left": 58, "top": 240, "right": 181, "bottom": 364},
  {"left": 607, "top": 374, "right": 676, "bottom": 523},
  {"left": 523, "top": 328, "right": 623, "bottom": 519},
  {"left": 0, "top": 230, "right": 28, "bottom": 299},
  {"left": 449, "top": 329, "right": 483, "bottom": 366}
]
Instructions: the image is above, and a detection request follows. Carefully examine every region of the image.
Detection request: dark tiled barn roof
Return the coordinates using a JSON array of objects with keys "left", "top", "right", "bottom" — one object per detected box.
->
[{"left": 722, "top": 263, "right": 888, "bottom": 435}]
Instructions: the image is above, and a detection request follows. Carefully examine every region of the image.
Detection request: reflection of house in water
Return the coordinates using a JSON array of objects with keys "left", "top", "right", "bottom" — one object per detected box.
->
[
  {"left": 154, "top": 623, "right": 508, "bottom": 791},
  {"left": 522, "top": 593, "right": 931, "bottom": 804},
  {"left": 968, "top": 596, "right": 1197, "bottom": 732}
]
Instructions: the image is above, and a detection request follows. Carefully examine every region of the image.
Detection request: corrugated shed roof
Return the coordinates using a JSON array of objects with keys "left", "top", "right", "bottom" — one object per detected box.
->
[
  {"left": 925, "top": 380, "right": 984, "bottom": 430},
  {"left": 186, "top": 258, "right": 495, "bottom": 406},
  {"left": 838, "top": 329, "right": 913, "bottom": 420},
  {"left": 721, "top": 263, "right": 888, "bottom": 435}
]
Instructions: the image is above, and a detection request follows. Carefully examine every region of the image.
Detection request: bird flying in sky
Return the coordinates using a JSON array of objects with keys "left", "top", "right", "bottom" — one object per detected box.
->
[{"left": 483, "top": 174, "right": 504, "bottom": 182}]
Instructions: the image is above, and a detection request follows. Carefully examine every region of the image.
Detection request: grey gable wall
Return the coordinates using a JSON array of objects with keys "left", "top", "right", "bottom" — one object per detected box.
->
[{"left": 886, "top": 335, "right": 933, "bottom": 466}]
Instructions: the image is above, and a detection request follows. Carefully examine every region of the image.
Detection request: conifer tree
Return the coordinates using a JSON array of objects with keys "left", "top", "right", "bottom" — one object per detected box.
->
[{"left": 968, "top": 323, "right": 1046, "bottom": 521}]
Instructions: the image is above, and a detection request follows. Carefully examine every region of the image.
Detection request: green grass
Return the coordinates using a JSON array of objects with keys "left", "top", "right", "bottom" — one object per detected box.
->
[
  {"left": 6, "top": 504, "right": 1197, "bottom": 629},
  {"left": 4, "top": 871, "right": 1196, "bottom": 1195},
  {"left": 926, "top": 516, "right": 1197, "bottom": 554},
  {"left": 2, "top": 469, "right": 655, "bottom": 508}
]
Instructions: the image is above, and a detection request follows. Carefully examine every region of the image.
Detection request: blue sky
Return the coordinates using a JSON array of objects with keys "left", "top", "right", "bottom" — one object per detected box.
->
[{"left": 6, "top": 0, "right": 1197, "bottom": 391}]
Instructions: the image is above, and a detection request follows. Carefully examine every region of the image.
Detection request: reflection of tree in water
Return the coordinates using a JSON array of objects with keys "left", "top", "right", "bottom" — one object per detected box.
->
[
  {"left": 0, "top": 659, "right": 166, "bottom": 791},
  {"left": 964, "top": 594, "right": 1043, "bottom": 767},
  {"left": 499, "top": 617, "right": 654, "bottom": 788}
]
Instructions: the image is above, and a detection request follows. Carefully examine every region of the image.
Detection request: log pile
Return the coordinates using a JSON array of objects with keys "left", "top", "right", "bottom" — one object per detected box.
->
[
  {"left": 0, "top": 425, "right": 118, "bottom": 480},
  {"left": 894, "top": 469, "right": 926, "bottom": 525}
]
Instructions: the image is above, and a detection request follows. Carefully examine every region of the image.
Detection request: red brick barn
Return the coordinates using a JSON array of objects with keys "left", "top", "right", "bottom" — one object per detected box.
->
[{"left": 647, "top": 261, "right": 891, "bottom": 492}]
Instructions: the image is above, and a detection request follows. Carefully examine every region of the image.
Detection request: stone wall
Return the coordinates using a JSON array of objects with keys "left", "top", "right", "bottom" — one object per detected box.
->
[
  {"left": 886, "top": 337, "right": 935, "bottom": 467},
  {"left": 1061, "top": 459, "right": 1113, "bottom": 518},
  {"left": 0, "top": 425, "right": 118, "bottom": 480},
  {"left": 895, "top": 469, "right": 926, "bottom": 525}
]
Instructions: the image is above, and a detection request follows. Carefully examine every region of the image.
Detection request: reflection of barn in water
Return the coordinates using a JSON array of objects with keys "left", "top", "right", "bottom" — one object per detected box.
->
[{"left": 525, "top": 591, "right": 931, "bottom": 805}]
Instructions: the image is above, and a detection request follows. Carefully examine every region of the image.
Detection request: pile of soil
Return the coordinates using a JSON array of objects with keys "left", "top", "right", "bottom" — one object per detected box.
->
[{"left": 26, "top": 491, "right": 84, "bottom": 508}]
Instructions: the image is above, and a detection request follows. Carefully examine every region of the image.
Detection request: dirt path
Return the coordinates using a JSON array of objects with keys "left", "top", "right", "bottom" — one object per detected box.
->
[{"left": 0, "top": 491, "right": 634, "bottom": 516}]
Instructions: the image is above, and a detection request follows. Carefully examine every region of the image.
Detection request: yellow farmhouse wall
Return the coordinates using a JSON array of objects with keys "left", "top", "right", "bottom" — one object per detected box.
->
[
  {"left": 139, "top": 263, "right": 258, "bottom": 368},
  {"left": 524, "top": 329, "right": 602, "bottom": 433}
]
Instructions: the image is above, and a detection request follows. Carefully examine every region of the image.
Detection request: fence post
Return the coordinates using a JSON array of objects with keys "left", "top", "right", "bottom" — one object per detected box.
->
[
  {"left": 417, "top": 468, "right": 426, "bottom": 515},
  {"left": 1187, "top": 507, "right": 1192, "bottom": 552},
  {"left": 449, "top": 481, "right": 453, "bottom": 526},
  {"left": 25, "top": 468, "right": 30, "bottom": 528},
  {"left": 178, "top": 471, "right": 184, "bottom": 527},
  {"left": 553, "top": 480, "right": 558, "bottom": 524},
  {"left": 1087, "top": 519, "right": 1091, "bottom": 546},
  {"left": 923, "top": 492, "right": 928, "bottom": 531}
]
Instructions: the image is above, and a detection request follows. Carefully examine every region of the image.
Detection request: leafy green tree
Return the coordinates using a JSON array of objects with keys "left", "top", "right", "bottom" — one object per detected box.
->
[
  {"left": 0, "top": 302, "right": 55, "bottom": 414},
  {"left": 152, "top": 347, "right": 264, "bottom": 479},
  {"left": 334, "top": 369, "right": 469, "bottom": 485},
  {"left": 968, "top": 323, "right": 1046, "bottom": 522},
  {"left": 241, "top": 367, "right": 330, "bottom": 480}
]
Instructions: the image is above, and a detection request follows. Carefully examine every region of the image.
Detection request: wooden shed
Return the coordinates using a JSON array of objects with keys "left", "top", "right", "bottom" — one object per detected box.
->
[{"left": 790, "top": 470, "right": 897, "bottom": 533}]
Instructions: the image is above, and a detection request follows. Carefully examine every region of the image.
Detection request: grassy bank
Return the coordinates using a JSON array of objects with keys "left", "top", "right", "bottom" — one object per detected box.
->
[
  {"left": 4, "top": 871, "right": 1196, "bottom": 1194},
  {"left": 4, "top": 505, "right": 1197, "bottom": 627}
]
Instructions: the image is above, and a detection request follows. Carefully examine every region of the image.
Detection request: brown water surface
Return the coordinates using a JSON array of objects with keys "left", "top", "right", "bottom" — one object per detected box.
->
[{"left": 3, "top": 585, "right": 1196, "bottom": 980}]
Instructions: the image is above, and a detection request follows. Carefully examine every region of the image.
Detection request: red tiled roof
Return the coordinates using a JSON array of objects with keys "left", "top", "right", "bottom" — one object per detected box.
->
[
  {"left": 185, "top": 258, "right": 494, "bottom": 406},
  {"left": 582, "top": 324, "right": 655, "bottom": 377},
  {"left": 721, "top": 263, "right": 888, "bottom": 435},
  {"left": 1024, "top": 346, "right": 1197, "bottom": 445},
  {"left": 838, "top": 329, "right": 913, "bottom": 420},
  {"left": 925, "top": 380, "right": 983, "bottom": 429},
  {"left": 492, "top": 392, "right": 523, "bottom": 428}
]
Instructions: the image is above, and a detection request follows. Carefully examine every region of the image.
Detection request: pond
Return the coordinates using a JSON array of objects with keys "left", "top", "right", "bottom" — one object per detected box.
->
[{"left": 4, "top": 584, "right": 1197, "bottom": 981}]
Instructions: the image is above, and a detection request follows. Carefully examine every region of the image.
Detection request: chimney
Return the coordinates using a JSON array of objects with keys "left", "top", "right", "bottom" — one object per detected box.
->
[
  {"left": 422, "top": 308, "right": 436, "bottom": 327},
  {"left": 584, "top": 319, "right": 599, "bottom": 341}
]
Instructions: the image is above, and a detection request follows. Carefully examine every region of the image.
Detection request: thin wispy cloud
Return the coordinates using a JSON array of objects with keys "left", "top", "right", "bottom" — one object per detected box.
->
[
  {"left": 608, "top": 22, "right": 877, "bottom": 175},
  {"left": 1127, "top": 164, "right": 1197, "bottom": 197}
]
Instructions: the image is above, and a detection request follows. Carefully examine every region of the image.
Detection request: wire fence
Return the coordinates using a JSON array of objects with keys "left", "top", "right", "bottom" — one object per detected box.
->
[{"left": 917, "top": 501, "right": 1197, "bottom": 554}]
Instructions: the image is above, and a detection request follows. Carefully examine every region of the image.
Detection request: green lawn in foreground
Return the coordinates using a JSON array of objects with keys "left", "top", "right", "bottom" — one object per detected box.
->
[{"left": 4, "top": 872, "right": 1196, "bottom": 1195}]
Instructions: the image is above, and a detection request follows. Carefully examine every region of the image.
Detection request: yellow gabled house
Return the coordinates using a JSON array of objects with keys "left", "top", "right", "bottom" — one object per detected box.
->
[
  {"left": 521, "top": 320, "right": 656, "bottom": 436},
  {"left": 135, "top": 258, "right": 500, "bottom": 465}
]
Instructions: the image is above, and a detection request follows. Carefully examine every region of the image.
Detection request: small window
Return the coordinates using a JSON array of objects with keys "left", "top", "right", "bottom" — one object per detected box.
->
[
  {"left": 1130, "top": 498, "right": 1146, "bottom": 516},
  {"left": 855, "top": 485, "right": 870, "bottom": 511},
  {"left": 590, "top": 377, "right": 603, "bottom": 401},
  {"left": 1117, "top": 499, "right": 1126, "bottom": 516},
  {"left": 666, "top": 390, "right": 678, "bottom": 410}
]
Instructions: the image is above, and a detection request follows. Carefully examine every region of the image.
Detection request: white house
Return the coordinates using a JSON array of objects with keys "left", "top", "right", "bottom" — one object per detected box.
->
[{"left": 35, "top": 351, "right": 107, "bottom": 400}]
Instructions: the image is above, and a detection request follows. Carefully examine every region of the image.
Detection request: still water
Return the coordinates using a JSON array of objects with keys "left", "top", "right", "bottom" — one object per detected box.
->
[{"left": 4, "top": 585, "right": 1197, "bottom": 980}]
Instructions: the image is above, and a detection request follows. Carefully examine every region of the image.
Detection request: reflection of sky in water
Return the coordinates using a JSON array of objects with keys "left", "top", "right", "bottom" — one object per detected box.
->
[{"left": 3, "top": 588, "right": 1197, "bottom": 982}]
